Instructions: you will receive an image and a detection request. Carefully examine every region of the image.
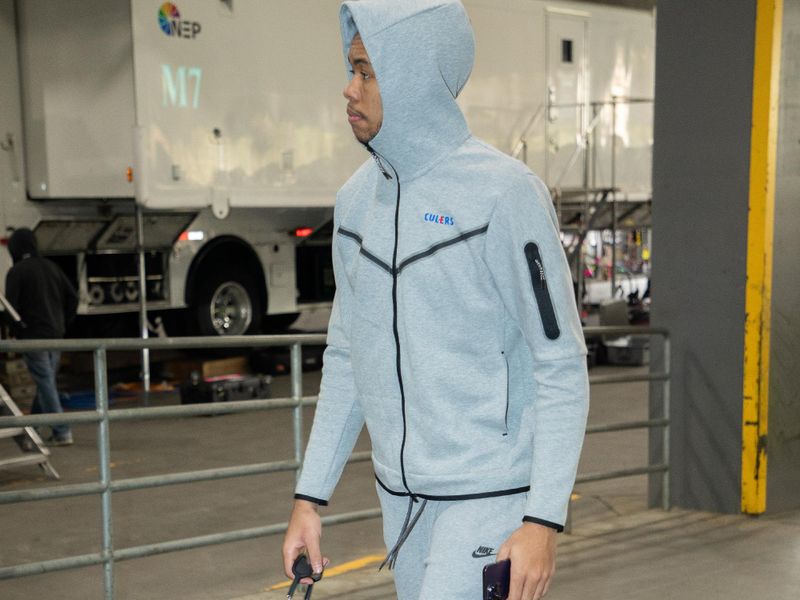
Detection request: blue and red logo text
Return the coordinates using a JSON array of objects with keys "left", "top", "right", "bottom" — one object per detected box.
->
[{"left": 424, "top": 212, "right": 455, "bottom": 226}]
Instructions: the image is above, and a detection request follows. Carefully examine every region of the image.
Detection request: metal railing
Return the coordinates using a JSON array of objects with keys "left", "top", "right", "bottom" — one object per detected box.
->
[
  {"left": 0, "top": 326, "right": 669, "bottom": 597},
  {"left": 576, "top": 326, "right": 670, "bottom": 510},
  {"left": 510, "top": 102, "right": 546, "bottom": 163},
  {"left": 509, "top": 98, "right": 655, "bottom": 309}
]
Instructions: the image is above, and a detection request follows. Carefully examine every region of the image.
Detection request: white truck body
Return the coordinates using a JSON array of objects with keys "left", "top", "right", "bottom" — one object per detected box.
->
[{"left": 0, "top": 0, "right": 654, "bottom": 333}]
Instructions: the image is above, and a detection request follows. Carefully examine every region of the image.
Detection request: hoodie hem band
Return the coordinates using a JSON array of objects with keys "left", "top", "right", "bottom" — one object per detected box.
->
[{"left": 376, "top": 475, "right": 529, "bottom": 501}]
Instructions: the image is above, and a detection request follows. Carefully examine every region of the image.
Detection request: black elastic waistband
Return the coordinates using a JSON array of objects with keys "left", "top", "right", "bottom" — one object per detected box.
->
[{"left": 375, "top": 476, "right": 530, "bottom": 502}]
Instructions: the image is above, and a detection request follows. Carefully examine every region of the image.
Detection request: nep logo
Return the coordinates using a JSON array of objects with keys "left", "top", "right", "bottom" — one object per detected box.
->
[
  {"left": 424, "top": 212, "right": 455, "bottom": 226},
  {"left": 158, "top": 3, "right": 202, "bottom": 39}
]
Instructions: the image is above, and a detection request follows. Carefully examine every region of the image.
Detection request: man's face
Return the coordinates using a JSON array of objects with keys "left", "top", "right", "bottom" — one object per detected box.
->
[{"left": 344, "top": 33, "right": 383, "bottom": 143}]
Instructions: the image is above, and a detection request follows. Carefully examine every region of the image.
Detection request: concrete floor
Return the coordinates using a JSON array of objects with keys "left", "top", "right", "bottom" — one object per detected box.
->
[
  {"left": 237, "top": 508, "right": 800, "bottom": 600},
  {"left": 1, "top": 366, "right": 798, "bottom": 599}
]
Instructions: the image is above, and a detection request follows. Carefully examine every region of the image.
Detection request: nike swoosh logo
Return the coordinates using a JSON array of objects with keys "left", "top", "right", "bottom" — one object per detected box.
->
[{"left": 471, "top": 549, "right": 496, "bottom": 558}]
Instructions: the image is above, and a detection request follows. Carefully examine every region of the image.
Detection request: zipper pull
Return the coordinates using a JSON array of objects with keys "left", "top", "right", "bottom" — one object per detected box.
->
[
  {"left": 534, "top": 258, "right": 546, "bottom": 284},
  {"left": 365, "top": 143, "right": 393, "bottom": 180}
]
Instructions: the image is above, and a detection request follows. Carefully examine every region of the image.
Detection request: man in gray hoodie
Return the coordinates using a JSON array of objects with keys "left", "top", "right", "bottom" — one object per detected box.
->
[{"left": 283, "top": 2, "right": 589, "bottom": 599}]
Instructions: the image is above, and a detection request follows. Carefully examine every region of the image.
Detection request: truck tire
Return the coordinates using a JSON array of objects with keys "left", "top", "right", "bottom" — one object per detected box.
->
[{"left": 192, "top": 267, "right": 263, "bottom": 336}]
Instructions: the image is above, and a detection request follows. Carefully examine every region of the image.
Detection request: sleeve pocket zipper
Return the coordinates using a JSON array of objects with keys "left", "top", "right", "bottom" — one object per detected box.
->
[
  {"left": 524, "top": 242, "right": 561, "bottom": 340},
  {"left": 502, "top": 351, "right": 510, "bottom": 436}
]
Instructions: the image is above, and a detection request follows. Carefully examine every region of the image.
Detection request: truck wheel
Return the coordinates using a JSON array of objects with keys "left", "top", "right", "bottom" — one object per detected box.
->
[{"left": 193, "top": 268, "right": 263, "bottom": 336}]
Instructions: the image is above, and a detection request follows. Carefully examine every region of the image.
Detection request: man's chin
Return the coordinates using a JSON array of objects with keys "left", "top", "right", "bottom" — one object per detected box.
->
[
  {"left": 352, "top": 129, "right": 374, "bottom": 144},
  {"left": 350, "top": 121, "right": 381, "bottom": 145}
]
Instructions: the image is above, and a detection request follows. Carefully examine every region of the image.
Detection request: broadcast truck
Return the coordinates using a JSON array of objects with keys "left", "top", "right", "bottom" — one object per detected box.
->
[{"left": 0, "top": 0, "right": 654, "bottom": 336}]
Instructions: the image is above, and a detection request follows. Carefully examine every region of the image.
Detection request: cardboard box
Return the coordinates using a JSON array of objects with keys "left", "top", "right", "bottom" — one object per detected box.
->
[
  {"left": 605, "top": 336, "right": 650, "bottom": 366},
  {"left": 165, "top": 355, "right": 251, "bottom": 382}
]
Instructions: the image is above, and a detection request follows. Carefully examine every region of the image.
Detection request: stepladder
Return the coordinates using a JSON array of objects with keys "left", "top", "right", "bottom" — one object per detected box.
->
[{"left": 0, "top": 383, "right": 60, "bottom": 480}]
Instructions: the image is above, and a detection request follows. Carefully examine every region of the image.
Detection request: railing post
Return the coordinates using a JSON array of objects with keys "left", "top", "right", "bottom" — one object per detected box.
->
[
  {"left": 135, "top": 204, "right": 151, "bottom": 406},
  {"left": 291, "top": 343, "right": 304, "bottom": 481},
  {"left": 581, "top": 102, "right": 589, "bottom": 192},
  {"left": 610, "top": 95, "right": 618, "bottom": 298},
  {"left": 591, "top": 103, "right": 598, "bottom": 189},
  {"left": 661, "top": 334, "right": 671, "bottom": 511},
  {"left": 94, "top": 347, "right": 115, "bottom": 599}
]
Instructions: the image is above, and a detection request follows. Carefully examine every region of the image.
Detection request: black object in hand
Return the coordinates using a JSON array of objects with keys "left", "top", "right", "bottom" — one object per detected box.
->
[
  {"left": 287, "top": 554, "right": 323, "bottom": 600},
  {"left": 483, "top": 559, "right": 511, "bottom": 600}
]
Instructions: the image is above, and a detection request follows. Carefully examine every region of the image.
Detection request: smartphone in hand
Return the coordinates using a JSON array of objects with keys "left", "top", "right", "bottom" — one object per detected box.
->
[{"left": 482, "top": 559, "right": 510, "bottom": 600}]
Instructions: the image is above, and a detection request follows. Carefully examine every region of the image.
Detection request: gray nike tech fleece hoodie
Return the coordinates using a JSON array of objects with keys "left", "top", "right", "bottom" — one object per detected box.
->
[{"left": 295, "top": 0, "right": 590, "bottom": 531}]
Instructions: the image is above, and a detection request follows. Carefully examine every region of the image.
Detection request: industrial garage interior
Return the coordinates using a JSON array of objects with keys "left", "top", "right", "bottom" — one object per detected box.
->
[{"left": 1, "top": 0, "right": 798, "bottom": 599}]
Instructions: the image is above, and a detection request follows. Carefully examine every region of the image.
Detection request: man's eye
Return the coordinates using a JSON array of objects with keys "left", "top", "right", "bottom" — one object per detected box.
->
[{"left": 360, "top": 71, "right": 372, "bottom": 80}]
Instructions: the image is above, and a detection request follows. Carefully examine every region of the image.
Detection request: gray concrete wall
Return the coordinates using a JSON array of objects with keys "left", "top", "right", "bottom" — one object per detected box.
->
[
  {"left": 767, "top": 0, "right": 800, "bottom": 513},
  {"left": 650, "top": 1, "right": 756, "bottom": 513}
]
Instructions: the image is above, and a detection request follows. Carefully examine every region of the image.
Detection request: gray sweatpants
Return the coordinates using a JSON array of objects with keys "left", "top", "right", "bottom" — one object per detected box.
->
[{"left": 377, "top": 483, "right": 529, "bottom": 600}]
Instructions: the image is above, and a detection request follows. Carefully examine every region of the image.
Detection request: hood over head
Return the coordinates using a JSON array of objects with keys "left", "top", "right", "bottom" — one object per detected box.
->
[
  {"left": 340, "top": 0, "right": 474, "bottom": 180},
  {"left": 8, "top": 228, "right": 39, "bottom": 263}
]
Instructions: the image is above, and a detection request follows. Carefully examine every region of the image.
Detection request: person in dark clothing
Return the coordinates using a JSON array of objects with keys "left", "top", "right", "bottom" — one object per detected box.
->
[{"left": 5, "top": 228, "right": 78, "bottom": 445}]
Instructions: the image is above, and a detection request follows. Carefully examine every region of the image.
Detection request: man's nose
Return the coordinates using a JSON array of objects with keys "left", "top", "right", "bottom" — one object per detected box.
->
[{"left": 343, "top": 77, "right": 360, "bottom": 101}]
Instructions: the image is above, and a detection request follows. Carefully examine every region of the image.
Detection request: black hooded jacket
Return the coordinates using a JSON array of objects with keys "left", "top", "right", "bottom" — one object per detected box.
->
[{"left": 5, "top": 228, "right": 78, "bottom": 339}]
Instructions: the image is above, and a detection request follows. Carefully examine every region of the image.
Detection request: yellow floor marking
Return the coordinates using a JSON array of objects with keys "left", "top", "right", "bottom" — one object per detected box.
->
[{"left": 267, "top": 554, "right": 385, "bottom": 591}]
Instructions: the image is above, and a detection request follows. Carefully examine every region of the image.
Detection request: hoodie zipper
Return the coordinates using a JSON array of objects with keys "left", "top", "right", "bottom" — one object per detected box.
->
[{"left": 366, "top": 144, "right": 414, "bottom": 497}]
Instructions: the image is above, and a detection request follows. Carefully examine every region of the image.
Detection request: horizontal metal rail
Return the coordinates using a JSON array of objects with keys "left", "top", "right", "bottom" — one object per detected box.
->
[
  {"left": 0, "top": 507, "right": 383, "bottom": 581},
  {"left": 0, "top": 451, "right": 373, "bottom": 505},
  {"left": 0, "top": 325, "right": 670, "bottom": 596},
  {"left": 0, "top": 395, "right": 320, "bottom": 429},
  {"left": 586, "top": 418, "right": 669, "bottom": 435},
  {"left": 0, "top": 327, "right": 662, "bottom": 352},
  {"left": 0, "top": 333, "right": 328, "bottom": 353},
  {"left": 552, "top": 97, "right": 654, "bottom": 110},
  {"left": 576, "top": 464, "right": 669, "bottom": 485},
  {"left": 582, "top": 325, "right": 668, "bottom": 337},
  {"left": 590, "top": 371, "right": 668, "bottom": 385},
  {"left": 0, "top": 481, "right": 106, "bottom": 504}
]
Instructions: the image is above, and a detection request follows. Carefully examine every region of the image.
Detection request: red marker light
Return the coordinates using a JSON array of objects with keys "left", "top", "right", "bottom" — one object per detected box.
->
[
  {"left": 126, "top": 167, "right": 134, "bottom": 183},
  {"left": 294, "top": 227, "right": 314, "bottom": 238},
  {"left": 178, "top": 231, "right": 190, "bottom": 241}
]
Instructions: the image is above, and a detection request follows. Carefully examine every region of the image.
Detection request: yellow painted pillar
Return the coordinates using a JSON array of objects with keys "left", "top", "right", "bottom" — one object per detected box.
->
[{"left": 741, "top": 0, "right": 783, "bottom": 515}]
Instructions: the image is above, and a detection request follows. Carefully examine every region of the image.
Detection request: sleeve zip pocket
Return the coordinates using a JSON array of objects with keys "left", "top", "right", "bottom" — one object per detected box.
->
[
  {"left": 502, "top": 351, "right": 509, "bottom": 436},
  {"left": 524, "top": 242, "right": 561, "bottom": 340}
]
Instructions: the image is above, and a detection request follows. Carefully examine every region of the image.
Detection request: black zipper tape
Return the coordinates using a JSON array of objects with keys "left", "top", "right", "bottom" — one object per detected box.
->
[
  {"left": 369, "top": 148, "right": 413, "bottom": 497},
  {"left": 524, "top": 242, "right": 561, "bottom": 340},
  {"left": 391, "top": 169, "right": 412, "bottom": 494}
]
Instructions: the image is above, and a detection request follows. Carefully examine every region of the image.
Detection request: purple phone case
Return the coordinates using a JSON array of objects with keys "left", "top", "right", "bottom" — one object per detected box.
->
[{"left": 482, "top": 559, "right": 510, "bottom": 600}]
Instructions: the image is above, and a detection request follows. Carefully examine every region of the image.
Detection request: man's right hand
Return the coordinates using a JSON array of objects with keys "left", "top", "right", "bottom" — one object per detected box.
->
[{"left": 282, "top": 499, "right": 327, "bottom": 584}]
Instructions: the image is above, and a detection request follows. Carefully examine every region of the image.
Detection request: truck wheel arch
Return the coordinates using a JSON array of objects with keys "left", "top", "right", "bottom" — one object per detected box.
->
[{"left": 185, "top": 236, "right": 267, "bottom": 316}]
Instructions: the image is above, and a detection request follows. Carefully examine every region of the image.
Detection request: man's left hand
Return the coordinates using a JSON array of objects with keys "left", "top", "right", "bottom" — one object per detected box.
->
[{"left": 496, "top": 522, "right": 557, "bottom": 600}]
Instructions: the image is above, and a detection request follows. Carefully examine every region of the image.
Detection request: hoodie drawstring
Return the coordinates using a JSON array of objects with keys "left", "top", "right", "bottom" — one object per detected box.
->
[{"left": 379, "top": 495, "right": 428, "bottom": 571}]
